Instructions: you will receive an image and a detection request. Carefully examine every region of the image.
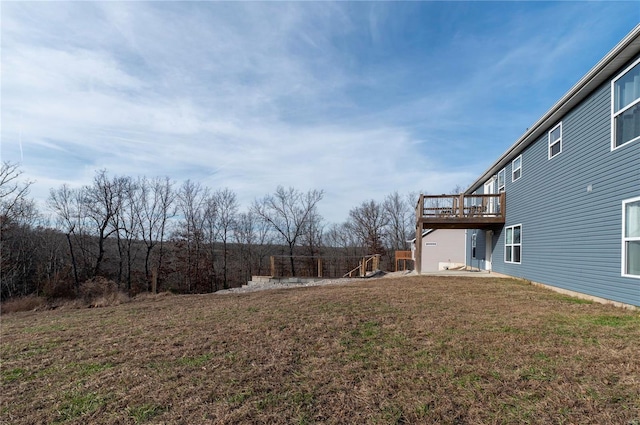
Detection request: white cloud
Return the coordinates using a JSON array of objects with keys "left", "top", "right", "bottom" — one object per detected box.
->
[{"left": 2, "top": 1, "right": 637, "bottom": 224}]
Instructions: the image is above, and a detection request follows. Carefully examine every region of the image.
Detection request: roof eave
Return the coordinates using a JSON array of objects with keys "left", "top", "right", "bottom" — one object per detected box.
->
[{"left": 466, "top": 24, "right": 640, "bottom": 194}]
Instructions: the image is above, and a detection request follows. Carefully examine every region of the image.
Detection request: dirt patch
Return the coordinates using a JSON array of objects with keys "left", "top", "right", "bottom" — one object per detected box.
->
[{"left": 1, "top": 275, "right": 639, "bottom": 424}]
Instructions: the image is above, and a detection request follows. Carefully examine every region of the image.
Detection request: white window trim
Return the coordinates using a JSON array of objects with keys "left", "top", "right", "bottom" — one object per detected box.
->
[
  {"left": 504, "top": 224, "right": 522, "bottom": 264},
  {"left": 622, "top": 196, "right": 640, "bottom": 279},
  {"left": 611, "top": 57, "right": 640, "bottom": 151},
  {"left": 484, "top": 177, "right": 495, "bottom": 194},
  {"left": 512, "top": 155, "right": 522, "bottom": 182},
  {"left": 497, "top": 168, "right": 506, "bottom": 192},
  {"left": 548, "top": 122, "right": 562, "bottom": 160}
]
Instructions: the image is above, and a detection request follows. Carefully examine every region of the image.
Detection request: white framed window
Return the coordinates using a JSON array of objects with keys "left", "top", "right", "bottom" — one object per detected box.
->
[
  {"left": 548, "top": 122, "right": 562, "bottom": 159},
  {"left": 512, "top": 155, "right": 522, "bottom": 182},
  {"left": 497, "top": 168, "right": 505, "bottom": 192},
  {"left": 622, "top": 196, "right": 640, "bottom": 278},
  {"left": 505, "top": 224, "right": 522, "bottom": 264},
  {"left": 612, "top": 58, "right": 640, "bottom": 150}
]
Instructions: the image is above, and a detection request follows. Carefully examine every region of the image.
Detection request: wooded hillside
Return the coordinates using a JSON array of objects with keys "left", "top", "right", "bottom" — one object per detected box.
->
[{"left": 1, "top": 162, "right": 420, "bottom": 300}]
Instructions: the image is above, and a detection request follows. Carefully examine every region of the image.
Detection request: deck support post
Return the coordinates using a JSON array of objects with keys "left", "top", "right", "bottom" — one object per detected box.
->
[{"left": 415, "top": 224, "right": 423, "bottom": 274}]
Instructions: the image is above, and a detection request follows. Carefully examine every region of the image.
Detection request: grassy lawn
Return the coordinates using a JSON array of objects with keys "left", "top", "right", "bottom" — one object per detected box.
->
[{"left": 1, "top": 276, "right": 639, "bottom": 424}]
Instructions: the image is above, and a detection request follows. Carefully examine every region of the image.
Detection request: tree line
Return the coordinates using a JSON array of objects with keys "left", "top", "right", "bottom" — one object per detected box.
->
[{"left": 1, "top": 162, "right": 419, "bottom": 300}]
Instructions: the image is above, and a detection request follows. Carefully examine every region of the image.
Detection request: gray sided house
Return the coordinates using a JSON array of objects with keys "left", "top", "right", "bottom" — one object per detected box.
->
[{"left": 416, "top": 25, "right": 640, "bottom": 307}]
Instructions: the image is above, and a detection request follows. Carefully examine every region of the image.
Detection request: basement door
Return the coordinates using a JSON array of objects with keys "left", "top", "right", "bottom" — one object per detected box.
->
[{"left": 485, "top": 230, "right": 493, "bottom": 271}]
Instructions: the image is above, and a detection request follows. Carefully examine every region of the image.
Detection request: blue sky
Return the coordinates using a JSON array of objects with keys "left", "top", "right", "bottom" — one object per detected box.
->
[{"left": 2, "top": 2, "right": 639, "bottom": 223}]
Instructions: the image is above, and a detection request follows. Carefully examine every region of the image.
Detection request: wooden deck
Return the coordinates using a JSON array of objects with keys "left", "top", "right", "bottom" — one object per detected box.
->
[{"left": 416, "top": 193, "right": 506, "bottom": 230}]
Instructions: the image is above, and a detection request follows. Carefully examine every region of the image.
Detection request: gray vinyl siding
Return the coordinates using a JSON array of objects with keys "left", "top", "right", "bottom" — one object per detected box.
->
[
  {"left": 468, "top": 63, "right": 640, "bottom": 306},
  {"left": 467, "top": 228, "right": 487, "bottom": 270}
]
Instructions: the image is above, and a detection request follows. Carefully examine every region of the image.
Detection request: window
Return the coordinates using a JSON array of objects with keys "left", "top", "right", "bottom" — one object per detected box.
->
[
  {"left": 612, "top": 58, "right": 640, "bottom": 149},
  {"left": 548, "top": 122, "right": 562, "bottom": 159},
  {"left": 505, "top": 224, "right": 522, "bottom": 264},
  {"left": 512, "top": 155, "right": 522, "bottom": 182},
  {"left": 497, "top": 169, "right": 505, "bottom": 192},
  {"left": 622, "top": 197, "right": 640, "bottom": 278}
]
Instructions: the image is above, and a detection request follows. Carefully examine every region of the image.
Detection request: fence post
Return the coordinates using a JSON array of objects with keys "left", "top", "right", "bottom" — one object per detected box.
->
[
  {"left": 270, "top": 256, "right": 275, "bottom": 277},
  {"left": 318, "top": 258, "right": 322, "bottom": 278}
]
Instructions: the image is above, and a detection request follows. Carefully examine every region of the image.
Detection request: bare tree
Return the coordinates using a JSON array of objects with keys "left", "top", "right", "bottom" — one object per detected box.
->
[
  {"left": 0, "top": 161, "right": 34, "bottom": 233},
  {"left": 450, "top": 184, "right": 465, "bottom": 194},
  {"left": 34, "top": 224, "right": 68, "bottom": 296},
  {"left": 48, "top": 184, "right": 88, "bottom": 289},
  {"left": 383, "top": 191, "right": 413, "bottom": 251},
  {"left": 112, "top": 177, "right": 142, "bottom": 291},
  {"left": 324, "top": 223, "right": 346, "bottom": 250},
  {"left": 176, "top": 180, "right": 209, "bottom": 292},
  {"left": 136, "top": 176, "right": 176, "bottom": 292},
  {"left": 252, "top": 186, "right": 324, "bottom": 276},
  {"left": 83, "top": 170, "right": 126, "bottom": 277},
  {"left": 202, "top": 194, "right": 225, "bottom": 292},
  {"left": 213, "top": 188, "right": 238, "bottom": 289},
  {"left": 233, "top": 211, "right": 254, "bottom": 283},
  {"left": 0, "top": 190, "right": 40, "bottom": 299},
  {"left": 234, "top": 210, "right": 274, "bottom": 280},
  {"left": 332, "top": 222, "right": 364, "bottom": 258},
  {"left": 300, "top": 210, "right": 324, "bottom": 276},
  {"left": 347, "top": 199, "right": 388, "bottom": 256}
]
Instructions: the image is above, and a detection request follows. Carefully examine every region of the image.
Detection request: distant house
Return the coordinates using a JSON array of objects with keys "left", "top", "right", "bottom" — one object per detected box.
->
[
  {"left": 410, "top": 229, "right": 466, "bottom": 272},
  {"left": 415, "top": 25, "right": 640, "bottom": 307}
]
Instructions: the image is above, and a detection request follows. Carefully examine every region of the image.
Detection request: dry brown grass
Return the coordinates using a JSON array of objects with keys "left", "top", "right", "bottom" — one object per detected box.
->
[
  {"left": 0, "top": 295, "right": 47, "bottom": 314},
  {"left": 1, "top": 277, "right": 130, "bottom": 315},
  {"left": 1, "top": 276, "right": 639, "bottom": 424}
]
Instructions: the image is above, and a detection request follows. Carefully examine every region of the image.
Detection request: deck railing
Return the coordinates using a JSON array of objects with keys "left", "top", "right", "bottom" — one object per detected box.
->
[
  {"left": 343, "top": 254, "right": 381, "bottom": 278},
  {"left": 268, "top": 254, "right": 381, "bottom": 279},
  {"left": 394, "top": 250, "right": 413, "bottom": 272},
  {"left": 416, "top": 193, "right": 505, "bottom": 229}
]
